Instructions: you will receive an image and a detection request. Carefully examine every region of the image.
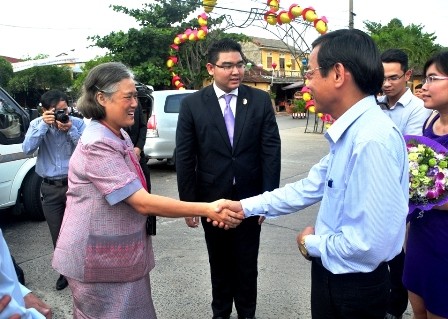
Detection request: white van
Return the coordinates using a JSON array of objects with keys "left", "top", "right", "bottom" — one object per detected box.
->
[
  {"left": 0, "top": 87, "right": 44, "bottom": 220},
  {"left": 144, "top": 89, "right": 196, "bottom": 165}
]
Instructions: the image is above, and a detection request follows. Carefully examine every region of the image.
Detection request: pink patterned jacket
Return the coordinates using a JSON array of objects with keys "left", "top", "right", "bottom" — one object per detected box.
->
[{"left": 52, "top": 120, "right": 155, "bottom": 283}]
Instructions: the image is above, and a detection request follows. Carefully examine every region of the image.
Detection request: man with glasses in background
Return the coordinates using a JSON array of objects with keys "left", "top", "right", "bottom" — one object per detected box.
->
[
  {"left": 379, "top": 49, "right": 431, "bottom": 319},
  {"left": 176, "top": 38, "right": 281, "bottom": 319}
]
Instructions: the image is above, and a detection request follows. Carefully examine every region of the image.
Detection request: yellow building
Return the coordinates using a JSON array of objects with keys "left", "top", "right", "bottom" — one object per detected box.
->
[{"left": 240, "top": 37, "right": 307, "bottom": 111}]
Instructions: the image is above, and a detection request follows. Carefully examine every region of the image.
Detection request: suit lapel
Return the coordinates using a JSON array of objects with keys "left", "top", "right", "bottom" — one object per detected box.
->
[
  {"left": 204, "top": 86, "right": 233, "bottom": 150},
  {"left": 233, "top": 86, "right": 249, "bottom": 150}
]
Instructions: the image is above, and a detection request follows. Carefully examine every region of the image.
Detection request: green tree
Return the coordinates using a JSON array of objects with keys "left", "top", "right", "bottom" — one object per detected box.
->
[
  {"left": 89, "top": 0, "right": 246, "bottom": 89},
  {"left": 71, "top": 55, "right": 114, "bottom": 97},
  {"left": 364, "top": 18, "right": 443, "bottom": 70},
  {"left": 0, "top": 58, "right": 14, "bottom": 89},
  {"left": 8, "top": 65, "right": 72, "bottom": 108}
]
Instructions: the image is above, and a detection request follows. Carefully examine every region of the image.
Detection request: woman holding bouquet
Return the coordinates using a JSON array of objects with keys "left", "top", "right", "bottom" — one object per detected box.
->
[{"left": 403, "top": 51, "right": 448, "bottom": 319}]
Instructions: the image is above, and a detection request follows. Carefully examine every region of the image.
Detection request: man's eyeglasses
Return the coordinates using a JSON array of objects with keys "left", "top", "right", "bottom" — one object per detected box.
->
[
  {"left": 383, "top": 73, "right": 405, "bottom": 83},
  {"left": 303, "top": 66, "right": 322, "bottom": 79},
  {"left": 212, "top": 62, "right": 245, "bottom": 72},
  {"left": 422, "top": 75, "right": 448, "bottom": 85}
]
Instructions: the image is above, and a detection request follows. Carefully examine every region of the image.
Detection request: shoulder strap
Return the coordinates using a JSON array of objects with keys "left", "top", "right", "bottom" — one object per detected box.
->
[{"left": 424, "top": 111, "right": 439, "bottom": 131}]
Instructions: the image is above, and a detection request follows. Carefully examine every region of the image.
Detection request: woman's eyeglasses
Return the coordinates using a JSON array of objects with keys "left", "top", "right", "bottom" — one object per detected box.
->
[{"left": 422, "top": 75, "right": 448, "bottom": 85}]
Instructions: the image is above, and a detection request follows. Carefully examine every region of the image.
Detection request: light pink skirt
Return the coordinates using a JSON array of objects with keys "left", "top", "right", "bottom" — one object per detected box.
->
[{"left": 67, "top": 275, "right": 157, "bottom": 319}]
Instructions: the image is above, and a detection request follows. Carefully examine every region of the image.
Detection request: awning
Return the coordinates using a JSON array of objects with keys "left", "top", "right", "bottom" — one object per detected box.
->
[{"left": 281, "top": 81, "right": 304, "bottom": 90}]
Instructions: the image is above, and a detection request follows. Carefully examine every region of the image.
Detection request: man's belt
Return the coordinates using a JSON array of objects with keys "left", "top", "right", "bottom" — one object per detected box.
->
[{"left": 42, "top": 177, "right": 68, "bottom": 186}]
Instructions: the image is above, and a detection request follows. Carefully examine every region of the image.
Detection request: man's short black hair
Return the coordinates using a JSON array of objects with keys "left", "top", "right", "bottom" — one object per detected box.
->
[
  {"left": 40, "top": 89, "right": 68, "bottom": 109},
  {"left": 381, "top": 49, "right": 409, "bottom": 71},
  {"left": 207, "top": 38, "right": 243, "bottom": 65}
]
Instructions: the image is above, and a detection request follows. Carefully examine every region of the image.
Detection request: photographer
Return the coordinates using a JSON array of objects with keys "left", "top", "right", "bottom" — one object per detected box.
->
[{"left": 22, "top": 89, "right": 85, "bottom": 291}]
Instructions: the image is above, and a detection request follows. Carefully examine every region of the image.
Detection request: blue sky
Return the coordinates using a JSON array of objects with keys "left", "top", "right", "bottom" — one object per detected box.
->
[{"left": 1, "top": 0, "right": 447, "bottom": 59}]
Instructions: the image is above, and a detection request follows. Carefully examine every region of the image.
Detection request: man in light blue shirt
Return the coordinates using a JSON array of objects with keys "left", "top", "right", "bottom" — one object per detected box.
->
[
  {"left": 0, "top": 229, "right": 51, "bottom": 318},
  {"left": 379, "top": 49, "right": 431, "bottom": 135},
  {"left": 220, "top": 29, "right": 409, "bottom": 319},
  {"left": 379, "top": 48, "right": 431, "bottom": 319},
  {"left": 22, "top": 89, "right": 85, "bottom": 291}
]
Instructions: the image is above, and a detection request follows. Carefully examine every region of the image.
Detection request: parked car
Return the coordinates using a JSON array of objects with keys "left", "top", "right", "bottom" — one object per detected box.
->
[
  {"left": 144, "top": 89, "right": 196, "bottom": 166},
  {"left": 0, "top": 86, "right": 44, "bottom": 220}
]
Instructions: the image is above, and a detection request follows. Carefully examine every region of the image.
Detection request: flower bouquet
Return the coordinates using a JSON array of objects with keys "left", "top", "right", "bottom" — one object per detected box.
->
[{"left": 405, "top": 135, "right": 448, "bottom": 212}]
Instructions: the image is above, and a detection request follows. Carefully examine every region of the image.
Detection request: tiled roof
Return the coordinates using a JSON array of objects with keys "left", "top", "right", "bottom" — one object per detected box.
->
[
  {"left": 249, "top": 36, "right": 298, "bottom": 52},
  {"left": 0, "top": 56, "right": 22, "bottom": 63}
]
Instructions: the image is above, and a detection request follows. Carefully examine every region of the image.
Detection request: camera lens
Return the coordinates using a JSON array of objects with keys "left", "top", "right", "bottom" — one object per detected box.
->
[{"left": 55, "top": 110, "right": 69, "bottom": 123}]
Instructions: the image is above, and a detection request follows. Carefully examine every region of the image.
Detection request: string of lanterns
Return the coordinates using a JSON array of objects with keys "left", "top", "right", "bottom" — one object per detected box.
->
[{"left": 165, "top": 0, "right": 333, "bottom": 127}]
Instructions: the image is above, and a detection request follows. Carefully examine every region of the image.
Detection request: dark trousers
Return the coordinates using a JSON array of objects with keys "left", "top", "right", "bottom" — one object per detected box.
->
[
  {"left": 41, "top": 182, "right": 68, "bottom": 248},
  {"left": 202, "top": 215, "right": 261, "bottom": 318},
  {"left": 311, "top": 258, "right": 390, "bottom": 319},
  {"left": 387, "top": 249, "right": 408, "bottom": 316}
]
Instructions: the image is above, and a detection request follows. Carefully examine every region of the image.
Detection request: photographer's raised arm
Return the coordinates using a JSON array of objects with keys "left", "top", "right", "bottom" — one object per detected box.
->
[{"left": 125, "top": 188, "right": 244, "bottom": 229}]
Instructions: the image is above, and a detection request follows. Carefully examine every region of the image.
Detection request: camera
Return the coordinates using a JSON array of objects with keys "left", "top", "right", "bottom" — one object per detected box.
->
[{"left": 54, "top": 109, "right": 69, "bottom": 123}]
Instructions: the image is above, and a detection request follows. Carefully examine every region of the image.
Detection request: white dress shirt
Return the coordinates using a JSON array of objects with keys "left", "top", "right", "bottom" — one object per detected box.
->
[{"left": 0, "top": 229, "right": 45, "bottom": 318}]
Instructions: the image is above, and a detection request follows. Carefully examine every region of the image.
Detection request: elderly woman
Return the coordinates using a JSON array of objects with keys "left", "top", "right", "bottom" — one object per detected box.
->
[{"left": 52, "top": 62, "right": 243, "bottom": 318}]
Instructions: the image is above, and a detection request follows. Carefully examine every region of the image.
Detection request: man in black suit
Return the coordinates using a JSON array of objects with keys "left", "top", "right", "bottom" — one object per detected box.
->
[{"left": 176, "top": 38, "right": 281, "bottom": 319}]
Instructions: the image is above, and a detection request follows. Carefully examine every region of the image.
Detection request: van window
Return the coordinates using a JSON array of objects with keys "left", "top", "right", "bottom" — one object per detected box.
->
[
  {"left": 164, "top": 94, "right": 190, "bottom": 113},
  {"left": 0, "top": 97, "right": 25, "bottom": 145}
]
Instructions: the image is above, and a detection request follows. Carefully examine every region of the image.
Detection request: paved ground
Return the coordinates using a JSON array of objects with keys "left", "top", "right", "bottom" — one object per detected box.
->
[{"left": 1, "top": 114, "right": 414, "bottom": 318}]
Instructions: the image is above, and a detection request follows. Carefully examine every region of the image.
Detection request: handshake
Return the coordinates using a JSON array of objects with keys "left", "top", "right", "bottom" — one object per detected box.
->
[{"left": 193, "top": 199, "right": 264, "bottom": 230}]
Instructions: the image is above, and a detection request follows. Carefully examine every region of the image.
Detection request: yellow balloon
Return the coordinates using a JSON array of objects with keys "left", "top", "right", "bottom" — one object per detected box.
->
[
  {"left": 305, "top": 11, "right": 317, "bottom": 22},
  {"left": 290, "top": 6, "right": 303, "bottom": 17},
  {"left": 302, "top": 92, "right": 312, "bottom": 101},
  {"left": 315, "top": 20, "right": 328, "bottom": 34},
  {"left": 266, "top": 14, "right": 277, "bottom": 25},
  {"left": 308, "top": 106, "right": 316, "bottom": 113},
  {"left": 279, "top": 12, "right": 291, "bottom": 24},
  {"left": 317, "top": 113, "right": 323, "bottom": 118}
]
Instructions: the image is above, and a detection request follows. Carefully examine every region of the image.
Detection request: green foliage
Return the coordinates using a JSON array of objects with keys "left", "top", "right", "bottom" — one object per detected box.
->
[
  {"left": 292, "top": 99, "right": 306, "bottom": 113},
  {"left": 364, "top": 18, "right": 443, "bottom": 70},
  {"left": 0, "top": 58, "right": 14, "bottom": 89},
  {"left": 8, "top": 65, "right": 72, "bottom": 108},
  {"left": 71, "top": 56, "right": 114, "bottom": 97},
  {"left": 89, "top": 0, "right": 248, "bottom": 89}
]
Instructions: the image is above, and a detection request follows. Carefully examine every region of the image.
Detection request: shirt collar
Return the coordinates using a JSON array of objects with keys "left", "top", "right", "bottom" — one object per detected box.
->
[
  {"left": 326, "top": 95, "right": 376, "bottom": 143},
  {"left": 213, "top": 82, "right": 238, "bottom": 99},
  {"left": 378, "top": 87, "right": 413, "bottom": 109}
]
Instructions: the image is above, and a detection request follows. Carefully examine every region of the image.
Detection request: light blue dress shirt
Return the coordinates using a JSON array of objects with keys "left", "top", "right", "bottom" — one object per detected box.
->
[
  {"left": 241, "top": 96, "right": 409, "bottom": 274},
  {"left": 22, "top": 116, "right": 85, "bottom": 179},
  {"left": 0, "top": 229, "right": 45, "bottom": 318},
  {"left": 379, "top": 88, "right": 432, "bottom": 135}
]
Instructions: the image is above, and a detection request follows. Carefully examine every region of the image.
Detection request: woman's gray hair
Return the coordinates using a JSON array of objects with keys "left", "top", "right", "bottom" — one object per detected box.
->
[{"left": 77, "top": 62, "right": 135, "bottom": 120}]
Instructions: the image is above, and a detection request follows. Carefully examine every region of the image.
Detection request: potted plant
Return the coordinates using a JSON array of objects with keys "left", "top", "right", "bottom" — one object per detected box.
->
[{"left": 291, "top": 99, "right": 306, "bottom": 119}]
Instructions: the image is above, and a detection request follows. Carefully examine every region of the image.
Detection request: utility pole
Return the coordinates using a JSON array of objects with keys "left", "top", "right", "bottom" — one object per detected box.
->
[{"left": 349, "top": 0, "right": 356, "bottom": 29}]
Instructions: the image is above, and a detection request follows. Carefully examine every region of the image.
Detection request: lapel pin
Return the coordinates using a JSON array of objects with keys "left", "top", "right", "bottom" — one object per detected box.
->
[{"left": 243, "top": 98, "right": 247, "bottom": 105}]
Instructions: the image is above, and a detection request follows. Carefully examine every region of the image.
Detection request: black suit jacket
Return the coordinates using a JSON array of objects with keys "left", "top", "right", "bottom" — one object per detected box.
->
[{"left": 176, "top": 84, "right": 281, "bottom": 202}]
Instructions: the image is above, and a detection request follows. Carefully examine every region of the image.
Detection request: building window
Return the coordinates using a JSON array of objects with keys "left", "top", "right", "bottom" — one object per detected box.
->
[
  {"left": 267, "top": 56, "right": 272, "bottom": 67},
  {"left": 279, "top": 58, "right": 285, "bottom": 70},
  {"left": 291, "top": 59, "right": 296, "bottom": 70}
]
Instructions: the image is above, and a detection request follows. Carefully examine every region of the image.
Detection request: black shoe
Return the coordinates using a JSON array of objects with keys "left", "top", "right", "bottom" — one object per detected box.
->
[{"left": 56, "top": 275, "right": 68, "bottom": 290}]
